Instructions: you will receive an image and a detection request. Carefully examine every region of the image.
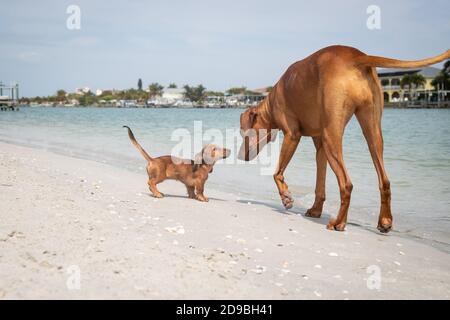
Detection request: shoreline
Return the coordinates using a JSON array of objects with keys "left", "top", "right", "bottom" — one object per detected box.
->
[
  {"left": 11, "top": 103, "right": 450, "bottom": 109},
  {"left": 1, "top": 138, "right": 448, "bottom": 254},
  {"left": 0, "top": 141, "right": 449, "bottom": 299}
]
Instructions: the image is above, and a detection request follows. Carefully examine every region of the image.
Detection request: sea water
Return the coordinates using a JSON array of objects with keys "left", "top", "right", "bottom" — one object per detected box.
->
[{"left": 1, "top": 107, "right": 449, "bottom": 252}]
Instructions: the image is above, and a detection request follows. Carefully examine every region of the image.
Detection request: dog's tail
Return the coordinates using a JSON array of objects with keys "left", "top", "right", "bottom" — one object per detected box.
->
[
  {"left": 123, "top": 126, "right": 153, "bottom": 162},
  {"left": 356, "top": 49, "right": 450, "bottom": 68}
]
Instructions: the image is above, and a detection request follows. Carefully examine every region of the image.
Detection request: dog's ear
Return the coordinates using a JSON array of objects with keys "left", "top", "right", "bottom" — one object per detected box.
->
[
  {"left": 240, "top": 107, "right": 258, "bottom": 130},
  {"left": 193, "top": 146, "right": 213, "bottom": 173}
]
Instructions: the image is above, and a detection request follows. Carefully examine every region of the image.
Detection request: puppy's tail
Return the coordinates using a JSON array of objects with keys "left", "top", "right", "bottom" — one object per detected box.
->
[
  {"left": 356, "top": 49, "right": 450, "bottom": 68},
  {"left": 123, "top": 126, "right": 153, "bottom": 162}
]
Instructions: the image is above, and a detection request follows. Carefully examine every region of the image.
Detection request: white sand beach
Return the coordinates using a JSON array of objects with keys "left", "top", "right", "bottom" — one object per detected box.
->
[{"left": 0, "top": 141, "right": 449, "bottom": 299}]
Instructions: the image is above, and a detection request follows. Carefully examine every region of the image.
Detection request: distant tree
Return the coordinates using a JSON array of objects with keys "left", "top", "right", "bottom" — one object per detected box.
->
[
  {"left": 168, "top": 83, "right": 177, "bottom": 88},
  {"left": 226, "top": 87, "right": 247, "bottom": 95},
  {"left": 401, "top": 73, "right": 426, "bottom": 101},
  {"left": 245, "top": 90, "right": 262, "bottom": 96},
  {"left": 431, "top": 60, "right": 450, "bottom": 90},
  {"left": 99, "top": 90, "right": 113, "bottom": 97},
  {"left": 56, "top": 89, "right": 67, "bottom": 101},
  {"left": 444, "top": 60, "right": 450, "bottom": 74},
  {"left": 148, "top": 83, "right": 164, "bottom": 97},
  {"left": 138, "top": 78, "right": 143, "bottom": 91},
  {"left": 78, "top": 91, "right": 97, "bottom": 107},
  {"left": 226, "top": 86, "right": 261, "bottom": 96},
  {"left": 78, "top": 90, "right": 96, "bottom": 106},
  {"left": 205, "top": 90, "right": 224, "bottom": 96},
  {"left": 266, "top": 86, "right": 274, "bottom": 92},
  {"left": 401, "top": 74, "right": 426, "bottom": 90},
  {"left": 184, "top": 85, "right": 206, "bottom": 102}
]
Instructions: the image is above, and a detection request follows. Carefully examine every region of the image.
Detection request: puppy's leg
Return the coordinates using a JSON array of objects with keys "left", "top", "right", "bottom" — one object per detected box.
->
[
  {"left": 194, "top": 180, "right": 208, "bottom": 202},
  {"left": 186, "top": 185, "right": 196, "bottom": 199},
  {"left": 148, "top": 179, "right": 164, "bottom": 198}
]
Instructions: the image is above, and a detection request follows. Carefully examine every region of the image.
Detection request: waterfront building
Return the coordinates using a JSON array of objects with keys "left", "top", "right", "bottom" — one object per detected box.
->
[{"left": 378, "top": 67, "right": 440, "bottom": 103}]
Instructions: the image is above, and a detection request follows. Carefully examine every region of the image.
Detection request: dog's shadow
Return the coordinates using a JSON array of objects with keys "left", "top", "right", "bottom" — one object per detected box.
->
[
  {"left": 236, "top": 198, "right": 367, "bottom": 230},
  {"left": 148, "top": 193, "right": 226, "bottom": 202}
]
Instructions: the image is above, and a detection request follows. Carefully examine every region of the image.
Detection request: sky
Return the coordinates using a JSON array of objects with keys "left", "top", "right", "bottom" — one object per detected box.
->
[{"left": 0, "top": 0, "right": 449, "bottom": 97}]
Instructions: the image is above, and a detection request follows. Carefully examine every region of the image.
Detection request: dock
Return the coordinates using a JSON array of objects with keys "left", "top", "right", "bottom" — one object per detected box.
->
[{"left": 0, "top": 82, "right": 20, "bottom": 111}]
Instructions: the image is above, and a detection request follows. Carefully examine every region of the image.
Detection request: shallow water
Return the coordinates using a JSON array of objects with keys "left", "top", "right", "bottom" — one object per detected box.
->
[{"left": 1, "top": 107, "right": 449, "bottom": 251}]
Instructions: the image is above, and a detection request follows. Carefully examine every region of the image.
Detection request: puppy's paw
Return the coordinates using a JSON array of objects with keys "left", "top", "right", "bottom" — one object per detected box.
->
[
  {"left": 196, "top": 195, "right": 209, "bottom": 202},
  {"left": 152, "top": 192, "right": 164, "bottom": 198}
]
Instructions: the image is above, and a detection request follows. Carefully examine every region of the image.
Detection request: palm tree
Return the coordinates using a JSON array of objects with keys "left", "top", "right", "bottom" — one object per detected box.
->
[
  {"left": 148, "top": 83, "right": 164, "bottom": 97},
  {"left": 443, "top": 60, "right": 450, "bottom": 75},
  {"left": 401, "top": 73, "right": 426, "bottom": 101},
  {"left": 183, "top": 85, "right": 206, "bottom": 102},
  {"left": 431, "top": 60, "right": 450, "bottom": 90}
]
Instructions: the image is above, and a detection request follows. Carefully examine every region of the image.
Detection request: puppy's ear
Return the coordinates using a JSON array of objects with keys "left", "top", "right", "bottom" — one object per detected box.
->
[
  {"left": 193, "top": 146, "right": 214, "bottom": 173},
  {"left": 193, "top": 148, "right": 205, "bottom": 172}
]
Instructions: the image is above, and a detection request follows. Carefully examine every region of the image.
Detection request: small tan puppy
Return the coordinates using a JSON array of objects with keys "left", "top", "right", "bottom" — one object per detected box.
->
[{"left": 124, "top": 126, "right": 230, "bottom": 202}]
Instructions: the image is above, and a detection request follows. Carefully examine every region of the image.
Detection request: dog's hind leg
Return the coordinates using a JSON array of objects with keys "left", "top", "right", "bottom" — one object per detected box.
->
[
  {"left": 148, "top": 179, "right": 164, "bottom": 198},
  {"left": 305, "top": 136, "right": 327, "bottom": 218},
  {"left": 321, "top": 92, "right": 354, "bottom": 231},
  {"left": 356, "top": 106, "right": 393, "bottom": 233}
]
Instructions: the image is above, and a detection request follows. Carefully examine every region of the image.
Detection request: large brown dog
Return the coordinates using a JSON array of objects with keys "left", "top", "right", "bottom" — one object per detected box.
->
[
  {"left": 124, "top": 126, "right": 230, "bottom": 202},
  {"left": 238, "top": 45, "right": 450, "bottom": 233}
]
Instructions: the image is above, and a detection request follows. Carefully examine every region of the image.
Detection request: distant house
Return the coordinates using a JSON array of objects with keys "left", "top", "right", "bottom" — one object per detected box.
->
[
  {"left": 252, "top": 87, "right": 271, "bottom": 96},
  {"left": 75, "top": 87, "right": 91, "bottom": 95},
  {"left": 162, "top": 88, "right": 185, "bottom": 104},
  {"left": 378, "top": 67, "right": 440, "bottom": 102}
]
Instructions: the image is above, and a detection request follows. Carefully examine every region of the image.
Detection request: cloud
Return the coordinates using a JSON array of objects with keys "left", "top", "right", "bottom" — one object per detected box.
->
[
  {"left": 67, "top": 36, "right": 99, "bottom": 47},
  {"left": 1, "top": 0, "right": 449, "bottom": 97},
  {"left": 17, "top": 51, "right": 40, "bottom": 63}
]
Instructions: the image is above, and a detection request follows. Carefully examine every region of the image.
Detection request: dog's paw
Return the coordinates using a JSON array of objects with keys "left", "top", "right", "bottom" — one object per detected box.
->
[
  {"left": 281, "top": 191, "right": 294, "bottom": 209},
  {"left": 377, "top": 217, "right": 393, "bottom": 233},
  {"left": 326, "top": 218, "right": 346, "bottom": 231},
  {"left": 305, "top": 207, "right": 322, "bottom": 218}
]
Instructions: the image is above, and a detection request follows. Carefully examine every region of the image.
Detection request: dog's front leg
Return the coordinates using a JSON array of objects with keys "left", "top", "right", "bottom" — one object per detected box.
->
[
  {"left": 186, "top": 185, "right": 196, "bottom": 199},
  {"left": 194, "top": 181, "right": 208, "bottom": 202},
  {"left": 274, "top": 132, "right": 301, "bottom": 209}
]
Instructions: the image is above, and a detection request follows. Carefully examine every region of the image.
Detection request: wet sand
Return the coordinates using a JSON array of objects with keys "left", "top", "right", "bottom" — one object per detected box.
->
[{"left": 0, "top": 141, "right": 449, "bottom": 299}]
